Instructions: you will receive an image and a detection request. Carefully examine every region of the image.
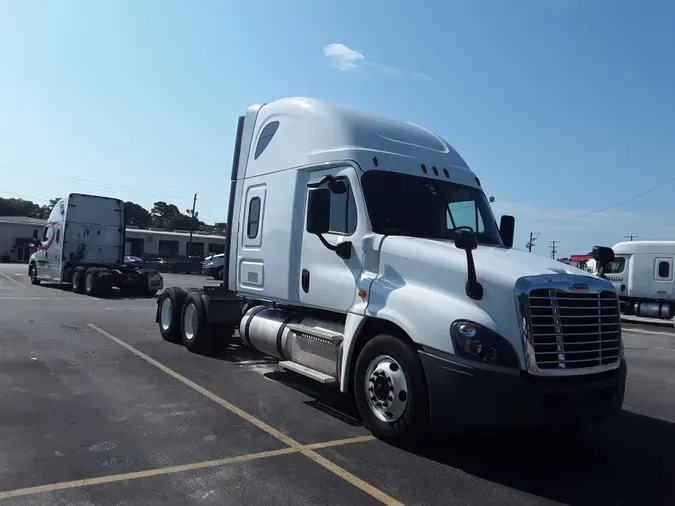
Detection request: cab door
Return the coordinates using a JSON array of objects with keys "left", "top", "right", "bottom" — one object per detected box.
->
[
  {"left": 35, "top": 223, "right": 54, "bottom": 279},
  {"left": 48, "top": 223, "right": 64, "bottom": 281},
  {"left": 299, "top": 166, "right": 363, "bottom": 312}
]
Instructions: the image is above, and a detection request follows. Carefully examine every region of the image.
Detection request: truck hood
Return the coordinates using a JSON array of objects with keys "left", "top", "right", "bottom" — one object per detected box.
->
[{"left": 379, "top": 236, "right": 596, "bottom": 288}]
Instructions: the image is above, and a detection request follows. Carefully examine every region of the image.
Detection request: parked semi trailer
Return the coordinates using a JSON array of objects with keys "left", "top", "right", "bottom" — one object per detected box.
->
[
  {"left": 28, "top": 193, "right": 163, "bottom": 297},
  {"left": 156, "top": 97, "right": 626, "bottom": 442}
]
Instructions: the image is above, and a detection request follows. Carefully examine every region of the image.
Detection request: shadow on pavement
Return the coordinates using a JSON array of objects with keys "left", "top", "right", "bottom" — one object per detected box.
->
[{"left": 402, "top": 409, "right": 675, "bottom": 506}]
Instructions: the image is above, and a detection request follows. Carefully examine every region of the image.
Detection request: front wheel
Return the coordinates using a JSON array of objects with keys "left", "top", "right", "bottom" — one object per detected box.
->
[
  {"left": 29, "top": 264, "right": 40, "bottom": 285},
  {"left": 354, "top": 334, "right": 430, "bottom": 443}
]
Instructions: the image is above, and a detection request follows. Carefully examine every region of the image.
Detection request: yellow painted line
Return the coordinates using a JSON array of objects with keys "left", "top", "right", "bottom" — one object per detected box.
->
[
  {"left": 0, "top": 271, "right": 27, "bottom": 288},
  {"left": 87, "top": 324, "right": 402, "bottom": 505},
  {"left": 0, "top": 434, "right": 374, "bottom": 501}
]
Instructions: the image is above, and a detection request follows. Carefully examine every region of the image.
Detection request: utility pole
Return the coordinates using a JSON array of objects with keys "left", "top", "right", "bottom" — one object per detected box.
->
[
  {"left": 624, "top": 234, "right": 638, "bottom": 241},
  {"left": 187, "top": 193, "right": 198, "bottom": 257},
  {"left": 526, "top": 231, "right": 540, "bottom": 252},
  {"left": 549, "top": 240, "right": 558, "bottom": 260}
]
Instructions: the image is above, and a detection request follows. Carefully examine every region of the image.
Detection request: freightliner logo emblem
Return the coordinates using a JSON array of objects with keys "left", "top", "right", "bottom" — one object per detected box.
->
[{"left": 569, "top": 283, "right": 589, "bottom": 292}]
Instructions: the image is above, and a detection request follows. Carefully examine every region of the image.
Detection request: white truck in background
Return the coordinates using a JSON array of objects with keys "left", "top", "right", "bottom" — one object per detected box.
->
[
  {"left": 156, "top": 97, "right": 626, "bottom": 442},
  {"left": 607, "top": 240, "right": 675, "bottom": 321},
  {"left": 28, "top": 194, "right": 163, "bottom": 297}
]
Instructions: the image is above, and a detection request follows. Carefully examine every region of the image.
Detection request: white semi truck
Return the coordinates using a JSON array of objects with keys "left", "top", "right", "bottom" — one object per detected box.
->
[
  {"left": 607, "top": 240, "right": 675, "bottom": 321},
  {"left": 156, "top": 97, "right": 626, "bottom": 441},
  {"left": 28, "top": 194, "right": 163, "bottom": 297}
]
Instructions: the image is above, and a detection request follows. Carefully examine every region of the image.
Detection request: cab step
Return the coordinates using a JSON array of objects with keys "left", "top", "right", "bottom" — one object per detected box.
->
[
  {"left": 286, "top": 323, "right": 343, "bottom": 345},
  {"left": 279, "top": 361, "right": 337, "bottom": 384}
]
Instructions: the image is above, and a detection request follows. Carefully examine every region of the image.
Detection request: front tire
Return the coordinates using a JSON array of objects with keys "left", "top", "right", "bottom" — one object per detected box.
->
[
  {"left": 354, "top": 334, "right": 430, "bottom": 443},
  {"left": 29, "top": 264, "right": 40, "bottom": 285}
]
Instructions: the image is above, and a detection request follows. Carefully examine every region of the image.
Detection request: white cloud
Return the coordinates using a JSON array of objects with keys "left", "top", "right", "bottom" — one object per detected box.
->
[
  {"left": 323, "top": 43, "right": 431, "bottom": 81},
  {"left": 323, "top": 43, "right": 364, "bottom": 71},
  {"left": 412, "top": 72, "right": 432, "bottom": 81}
]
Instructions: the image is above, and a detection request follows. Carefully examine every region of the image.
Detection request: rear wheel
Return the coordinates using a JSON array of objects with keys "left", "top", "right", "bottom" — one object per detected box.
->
[
  {"left": 71, "top": 267, "right": 86, "bottom": 293},
  {"left": 157, "top": 288, "right": 187, "bottom": 343},
  {"left": 29, "top": 264, "right": 40, "bottom": 285},
  {"left": 84, "top": 268, "right": 100, "bottom": 296},
  {"left": 354, "top": 334, "right": 430, "bottom": 443},
  {"left": 181, "top": 291, "right": 215, "bottom": 353},
  {"left": 215, "top": 267, "right": 223, "bottom": 280}
]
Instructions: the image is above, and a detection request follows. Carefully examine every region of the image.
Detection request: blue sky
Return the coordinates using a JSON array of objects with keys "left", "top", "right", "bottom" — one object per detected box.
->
[{"left": 1, "top": 0, "right": 674, "bottom": 258}]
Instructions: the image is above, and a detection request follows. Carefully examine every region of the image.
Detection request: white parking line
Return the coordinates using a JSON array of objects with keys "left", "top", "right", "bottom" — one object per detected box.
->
[{"left": 0, "top": 272, "right": 27, "bottom": 288}]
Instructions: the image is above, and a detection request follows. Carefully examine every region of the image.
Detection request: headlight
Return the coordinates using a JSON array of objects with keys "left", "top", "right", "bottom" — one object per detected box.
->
[{"left": 450, "top": 321, "right": 520, "bottom": 369}]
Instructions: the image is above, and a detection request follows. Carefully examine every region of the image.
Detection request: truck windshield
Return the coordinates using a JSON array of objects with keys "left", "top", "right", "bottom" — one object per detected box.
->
[{"left": 361, "top": 170, "right": 503, "bottom": 246}]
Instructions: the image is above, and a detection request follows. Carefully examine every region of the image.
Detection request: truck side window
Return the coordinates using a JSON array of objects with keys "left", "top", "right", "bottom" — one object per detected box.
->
[
  {"left": 327, "top": 178, "right": 357, "bottom": 235},
  {"left": 254, "top": 121, "right": 280, "bottom": 160},
  {"left": 658, "top": 261, "right": 670, "bottom": 278},
  {"left": 56, "top": 229, "right": 61, "bottom": 244},
  {"left": 247, "top": 197, "right": 261, "bottom": 238},
  {"left": 447, "top": 201, "right": 485, "bottom": 234},
  {"left": 42, "top": 227, "right": 49, "bottom": 241}
]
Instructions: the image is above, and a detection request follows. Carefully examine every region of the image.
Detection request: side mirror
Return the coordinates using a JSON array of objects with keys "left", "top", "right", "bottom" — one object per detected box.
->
[
  {"left": 592, "top": 245, "right": 615, "bottom": 264},
  {"left": 455, "top": 230, "right": 482, "bottom": 300},
  {"left": 592, "top": 245, "right": 615, "bottom": 279},
  {"left": 306, "top": 188, "right": 330, "bottom": 235},
  {"left": 32, "top": 229, "right": 39, "bottom": 242},
  {"left": 499, "top": 215, "right": 515, "bottom": 248},
  {"left": 454, "top": 229, "right": 478, "bottom": 251}
]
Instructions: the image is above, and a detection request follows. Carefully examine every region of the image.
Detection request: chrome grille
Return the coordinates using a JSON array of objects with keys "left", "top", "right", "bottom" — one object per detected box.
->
[{"left": 527, "top": 289, "right": 621, "bottom": 370}]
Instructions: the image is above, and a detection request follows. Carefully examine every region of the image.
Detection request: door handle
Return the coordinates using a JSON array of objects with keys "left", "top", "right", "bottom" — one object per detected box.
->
[{"left": 301, "top": 269, "right": 310, "bottom": 293}]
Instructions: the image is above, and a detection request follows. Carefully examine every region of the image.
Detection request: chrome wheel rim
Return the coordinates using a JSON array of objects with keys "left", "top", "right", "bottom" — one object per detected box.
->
[
  {"left": 365, "top": 355, "right": 408, "bottom": 423},
  {"left": 160, "top": 298, "right": 172, "bottom": 331},
  {"left": 85, "top": 273, "right": 94, "bottom": 292},
  {"left": 183, "top": 303, "right": 197, "bottom": 341}
]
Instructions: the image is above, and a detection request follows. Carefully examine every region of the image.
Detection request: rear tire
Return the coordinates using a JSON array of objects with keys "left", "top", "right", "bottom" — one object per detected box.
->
[
  {"left": 181, "top": 291, "right": 214, "bottom": 353},
  {"left": 29, "top": 264, "right": 40, "bottom": 285},
  {"left": 215, "top": 267, "right": 223, "bottom": 280},
  {"left": 354, "top": 334, "right": 430, "bottom": 444},
  {"left": 72, "top": 267, "right": 86, "bottom": 293},
  {"left": 157, "top": 288, "right": 187, "bottom": 343},
  {"left": 84, "top": 268, "right": 100, "bottom": 296}
]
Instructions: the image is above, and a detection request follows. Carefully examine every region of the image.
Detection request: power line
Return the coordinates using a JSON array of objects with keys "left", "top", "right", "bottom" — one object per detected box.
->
[
  {"left": 549, "top": 240, "right": 558, "bottom": 260},
  {"left": 534, "top": 174, "right": 675, "bottom": 223},
  {"left": 0, "top": 163, "right": 187, "bottom": 198}
]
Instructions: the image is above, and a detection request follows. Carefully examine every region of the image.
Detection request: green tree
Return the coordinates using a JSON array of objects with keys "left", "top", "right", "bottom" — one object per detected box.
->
[
  {"left": 167, "top": 214, "right": 200, "bottom": 231},
  {"left": 150, "top": 201, "right": 181, "bottom": 228},
  {"left": 0, "top": 197, "right": 42, "bottom": 217},
  {"left": 124, "top": 201, "right": 152, "bottom": 228},
  {"left": 38, "top": 197, "right": 62, "bottom": 219}
]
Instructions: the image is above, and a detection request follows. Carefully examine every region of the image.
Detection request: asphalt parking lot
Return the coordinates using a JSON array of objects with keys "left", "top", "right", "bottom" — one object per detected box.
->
[{"left": 1, "top": 263, "right": 675, "bottom": 505}]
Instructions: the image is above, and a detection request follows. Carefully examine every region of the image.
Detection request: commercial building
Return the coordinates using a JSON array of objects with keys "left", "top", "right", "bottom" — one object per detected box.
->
[
  {"left": 125, "top": 228, "right": 227, "bottom": 258},
  {"left": 0, "top": 216, "right": 46, "bottom": 263}
]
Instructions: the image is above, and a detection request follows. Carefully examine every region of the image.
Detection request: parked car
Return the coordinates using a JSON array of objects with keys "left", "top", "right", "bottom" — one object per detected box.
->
[
  {"left": 202, "top": 253, "right": 224, "bottom": 279},
  {"left": 124, "top": 255, "right": 145, "bottom": 267}
]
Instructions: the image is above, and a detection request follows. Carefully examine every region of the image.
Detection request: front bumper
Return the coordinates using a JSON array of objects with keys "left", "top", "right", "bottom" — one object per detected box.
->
[{"left": 419, "top": 349, "right": 626, "bottom": 432}]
